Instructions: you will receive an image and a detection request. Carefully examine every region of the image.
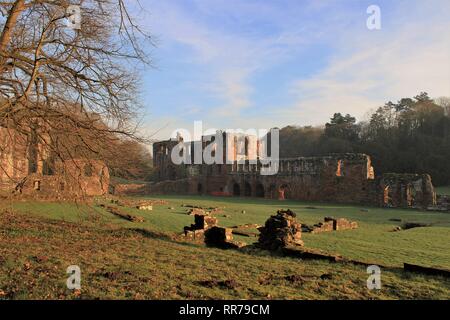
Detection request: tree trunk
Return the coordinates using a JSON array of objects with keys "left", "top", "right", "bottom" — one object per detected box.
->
[{"left": 0, "top": 0, "right": 26, "bottom": 71}]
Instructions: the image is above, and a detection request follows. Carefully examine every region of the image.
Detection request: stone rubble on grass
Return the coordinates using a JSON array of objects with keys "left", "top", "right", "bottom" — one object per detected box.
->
[
  {"left": 303, "top": 217, "right": 358, "bottom": 234},
  {"left": 136, "top": 203, "right": 153, "bottom": 211},
  {"left": 183, "top": 214, "right": 245, "bottom": 248},
  {"left": 183, "top": 214, "right": 218, "bottom": 241},
  {"left": 186, "top": 206, "right": 223, "bottom": 216},
  {"left": 187, "top": 208, "right": 207, "bottom": 216},
  {"left": 204, "top": 226, "right": 246, "bottom": 249},
  {"left": 257, "top": 209, "right": 304, "bottom": 251},
  {"left": 428, "top": 195, "right": 450, "bottom": 212}
]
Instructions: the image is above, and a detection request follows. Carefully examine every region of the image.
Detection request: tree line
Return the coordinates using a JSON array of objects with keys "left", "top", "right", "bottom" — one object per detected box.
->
[{"left": 279, "top": 93, "right": 450, "bottom": 186}]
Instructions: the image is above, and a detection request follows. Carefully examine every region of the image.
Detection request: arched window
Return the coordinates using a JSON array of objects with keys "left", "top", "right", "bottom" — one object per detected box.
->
[
  {"left": 336, "top": 160, "right": 344, "bottom": 177},
  {"left": 233, "top": 183, "right": 240, "bottom": 196},
  {"left": 244, "top": 182, "right": 252, "bottom": 197},
  {"left": 256, "top": 183, "right": 265, "bottom": 197},
  {"left": 34, "top": 180, "right": 41, "bottom": 191}
]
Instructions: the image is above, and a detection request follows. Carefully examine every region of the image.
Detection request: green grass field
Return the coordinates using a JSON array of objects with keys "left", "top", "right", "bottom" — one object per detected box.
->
[
  {"left": 1, "top": 195, "right": 449, "bottom": 299},
  {"left": 436, "top": 186, "right": 450, "bottom": 196}
]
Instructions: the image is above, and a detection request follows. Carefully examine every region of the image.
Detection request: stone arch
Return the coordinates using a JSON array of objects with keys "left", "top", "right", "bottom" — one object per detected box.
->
[
  {"left": 244, "top": 181, "right": 252, "bottom": 197},
  {"left": 232, "top": 182, "right": 241, "bottom": 196},
  {"left": 197, "top": 183, "right": 203, "bottom": 194},
  {"left": 279, "top": 184, "right": 291, "bottom": 200},
  {"left": 268, "top": 184, "right": 277, "bottom": 199},
  {"left": 256, "top": 183, "right": 265, "bottom": 198}
]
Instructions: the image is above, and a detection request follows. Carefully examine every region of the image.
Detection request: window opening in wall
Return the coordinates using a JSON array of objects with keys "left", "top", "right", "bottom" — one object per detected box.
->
[{"left": 34, "top": 180, "right": 41, "bottom": 191}]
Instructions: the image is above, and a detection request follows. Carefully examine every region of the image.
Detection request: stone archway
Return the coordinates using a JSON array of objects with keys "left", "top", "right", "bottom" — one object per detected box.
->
[
  {"left": 233, "top": 182, "right": 241, "bottom": 196},
  {"left": 268, "top": 184, "right": 277, "bottom": 199},
  {"left": 279, "top": 184, "right": 290, "bottom": 200},
  {"left": 244, "top": 182, "right": 252, "bottom": 197},
  {"left": 256, "top": 183, "right": 265, "bottom": 198},
  {"left": 197, "top": 183, "right": 203, "bottom": 194}
]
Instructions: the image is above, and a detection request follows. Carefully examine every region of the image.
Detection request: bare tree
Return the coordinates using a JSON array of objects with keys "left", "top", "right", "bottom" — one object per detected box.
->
[
  {"left": 0, "top": 0, "right": 152, "bottom": 190},
  {"left": 435, "top": 97, "right": 450, "bottom": 117}
]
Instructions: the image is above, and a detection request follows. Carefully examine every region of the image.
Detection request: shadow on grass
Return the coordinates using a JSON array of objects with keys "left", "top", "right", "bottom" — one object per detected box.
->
[{"left": 124, "top": 227, "right": 208, "bottom": 249}]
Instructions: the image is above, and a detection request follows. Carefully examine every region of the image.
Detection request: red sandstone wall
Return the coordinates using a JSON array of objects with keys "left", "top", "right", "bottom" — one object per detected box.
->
[
  {"left": 0, "top": 127, "right": 29, "bottom": 190},
  {"left": 145, "top": 153, "right": 435, "bottom": 208},
  {"left": 18, "top": 159, "right": 110, "bottom": 199}
]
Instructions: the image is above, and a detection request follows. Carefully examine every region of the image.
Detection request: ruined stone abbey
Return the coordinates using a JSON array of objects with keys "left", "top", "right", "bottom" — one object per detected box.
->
[
  {"left": 0, "top": 125, "right": 109, "bottom": 199},
  {"left": 149, "top": 132, "right": 436, "bottom": 209},
  {"left": 0, "top": 124, "right": 437, "bottom": 209}
]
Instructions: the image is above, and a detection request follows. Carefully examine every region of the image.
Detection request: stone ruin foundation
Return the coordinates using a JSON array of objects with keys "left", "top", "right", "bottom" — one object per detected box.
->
[
  {"left": 204, "top": 227, "right": 245, "bottom": 249},
  {"left": 307, "top": 217, "right": 358, "bottom": 234},
  {"left": 257, "top": 209, "right": 304, "bottom": 251},
  {"left": 187, "top": 208, "right": 207, "bottom": 216},
  {"left": 183, "top": 214, "right": 245, "bottom": 248},
  {"left": 183, "top": 214, "right": 218, "bottom": 241},
  {"left": 432, "top": 195, "right": 450, "bottom": 212},
  {"left": 136, "top": 202, "right": 153, "bottom": 211}
]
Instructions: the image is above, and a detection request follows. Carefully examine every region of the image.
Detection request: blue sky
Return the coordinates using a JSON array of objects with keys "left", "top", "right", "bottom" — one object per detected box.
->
[{"left": 130, "top": 0, "right": 450, "bottom": 140}]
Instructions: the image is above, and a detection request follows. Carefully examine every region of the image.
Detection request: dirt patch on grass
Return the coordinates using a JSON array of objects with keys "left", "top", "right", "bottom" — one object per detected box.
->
[
  {"left": 258, "top": 273, "right": 333, "bottom": 286},
  {"left": 401, "top": 222, "right": 431, "bottom": 230},
  {"left": 197, "top": 279, "right": 238, "bottom": 290},
  {"left": 94, "top": 270, "right": 133, "bottom": 280},
  {"left": 129, "top": 228, "right": 174, "bottom": 241}
]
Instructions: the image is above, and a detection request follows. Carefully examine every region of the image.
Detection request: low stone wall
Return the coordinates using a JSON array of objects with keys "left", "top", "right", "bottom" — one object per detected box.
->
[
  {"left": 183, "top": 214, "right": 245, "bottom": 248},
  {"left": 310, "top": 217, "right": 358, "bottom": 234},
  {"left": 430, "top": 195, "right": 450, "bottom": 212},
  {"left": 183, "top": 214, "right": 218, "bottom": 241},
  {"left": 204, "top": 227, "right": 244, "bottom": 249}
]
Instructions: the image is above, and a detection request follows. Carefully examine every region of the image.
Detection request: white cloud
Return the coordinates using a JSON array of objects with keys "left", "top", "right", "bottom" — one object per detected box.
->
[
  {"left": 282, "top": 4, "right": 450, "bottom": 125},
  {"left": 140, "top": 0, "right": 450, "bottom": 139},
  {"left": 143, "top": 0, "right": 316, "bottom": 121}
]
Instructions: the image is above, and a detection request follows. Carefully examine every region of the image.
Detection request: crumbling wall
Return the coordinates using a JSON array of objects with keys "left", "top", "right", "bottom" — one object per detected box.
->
[
  {"left": 309, "top": 217, "right": 358, "bottom": 234},
  {"left": 183, "top": 214, "right": 245, "bottom": 248},
  {"left": 1, "top": 125, "right": 110, "bottom": 199},
  {"left": 183, "top": 214, "right": 218, "bottom": 241},
  {"left": 233, "top": 153, "right": 375, "bottom": 204},
  {"left": 380, "top": 173, "right": 436, "bottom": 208},
  {"left": 151, "top": 134, "right": 437, "bottom": 209},
  {"left": 0, "top": 127, "right": 31, "bottom": 191},
  {"left": 204, "top": 227, "right": 244, "bottom": 249},
  {"left": 152, "top": 138, "right": 186, "bottom": 181},
  {"left": 18, "top": 159, "right": 109, "bottom": 199}
]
